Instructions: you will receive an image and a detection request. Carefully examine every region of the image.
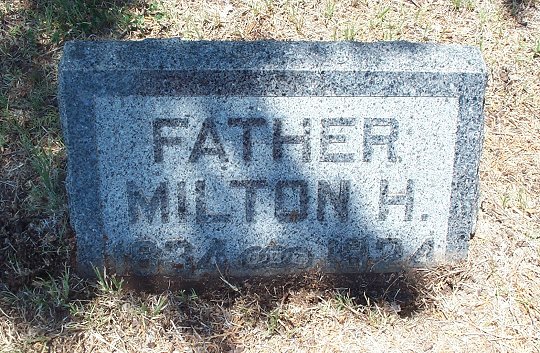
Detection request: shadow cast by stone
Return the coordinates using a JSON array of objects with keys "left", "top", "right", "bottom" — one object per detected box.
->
[
  {"left": 127, "top": 270, "right": 429, "bottom": 351},
  {"left": 501, "top": 0, "right": 538, "bottom": 25}
]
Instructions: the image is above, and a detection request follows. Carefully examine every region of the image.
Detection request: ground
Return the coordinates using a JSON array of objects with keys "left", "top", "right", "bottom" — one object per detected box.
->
[{"left": 1, "top": 0, "right": 539, "bottom": 352}]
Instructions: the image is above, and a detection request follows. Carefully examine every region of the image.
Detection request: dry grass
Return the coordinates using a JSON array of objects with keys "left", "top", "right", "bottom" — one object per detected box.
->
[{"left": 1, "top": 0, "right": 540, "bottom": 352}]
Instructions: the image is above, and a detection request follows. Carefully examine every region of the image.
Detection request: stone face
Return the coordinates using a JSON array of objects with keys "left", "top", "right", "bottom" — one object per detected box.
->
[{"left": 59, "top": 40, "right": 487, "bottom": 279}]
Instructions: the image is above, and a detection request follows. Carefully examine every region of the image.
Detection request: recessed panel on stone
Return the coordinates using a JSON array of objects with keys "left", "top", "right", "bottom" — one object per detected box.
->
[{"left": 59, "top": 40, "right": 487, "bottom": 279}]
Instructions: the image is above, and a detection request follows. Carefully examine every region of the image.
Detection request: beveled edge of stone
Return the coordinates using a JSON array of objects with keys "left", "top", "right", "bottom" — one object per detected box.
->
[{"left": 60, "top": 39, "right": 487, "bottom": 74}]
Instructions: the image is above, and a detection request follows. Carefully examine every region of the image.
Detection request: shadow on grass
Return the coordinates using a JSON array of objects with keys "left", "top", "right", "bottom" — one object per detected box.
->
[
  {"left": 1, "top": 262, "right": 463, "bottom": 351},
  {"left": 0, "top": 0, "right": 140, "bottom": 288},
  {"left": 0, "top": 0, "right": 146, "bottom": 350},
  {"left": 122, "top": 270, "right": 437, "bottom": 351},
  {"left": 501, "top": 0, "right": 539, "bottom": 25}
]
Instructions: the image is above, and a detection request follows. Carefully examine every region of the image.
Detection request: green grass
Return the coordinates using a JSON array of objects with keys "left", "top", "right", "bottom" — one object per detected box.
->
[
  {"left": 342, "top": 22, "right": 356, "bottom": 40},
  {"left": 451, "top": 0, "right": 476, "bottom": 11},
  {"left": 27, "top": 146, "right": 64, "bottom": 213},
  {"left": 324, "top": 0, "right": 336, "bottom": 21},
  {"left": 38, "top": 0, "right": 132, "bottom": 43},
  {"left": 2, "top": 268, "right": 81, "bottom": 328},
  {"left": 177, "top": 288, "right": 199, "bottom": 303},
  {"left": 266, "top": 307, "right": 286, "bottom": 335},
  {"left": 333, "top": 289, "right": 359, "bottom": 312},
  {"left": 93, "top": 266, "right": 124, "bottom": 294}
]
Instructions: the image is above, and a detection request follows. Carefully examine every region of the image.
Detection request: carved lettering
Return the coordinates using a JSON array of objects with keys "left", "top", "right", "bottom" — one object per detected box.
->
[
  {"left": 153, "top": 118, "right": 188, "bottom": 163},
  {"left": 379, "top": 179, "right": 414, "bottom": 221},
  {"left": 275, "top": 180, "right": 309, "bottom": 223},
  {"left": 189, "top": 118, "right": 228, "bottom": 162},
  {"left": 273, "top": 118, "right": 311, "bottom": 162},
  {"left": 317, "top": 180, "right": 350, "bottom": 222},
  {"left": 241, "top": 245, "right": 312, "bottom": 269},
  {"left": 197, "top": 238, "right": 228, "bottom": 270},
  {"left": 195, "top": 180, "right": 231, "bottom": 223},
  {"left": 127, "top": 181, "right": 169, "bottom": 224},
  {"left": 177, "top": 181, "right": 187, "bottom": 222},
  {"left": 363, "top": 118, "right": 399, "bottom": 162},
  {"left": 409, "top": 238, "right": 434, "bottom": 265},
  {"left": 328, "top": 238, "right": 367, "bottom": 271},
  {"left": 228, "top": 118, "right": 266, "bottom": 161},
  {"left": 320, "top": 118, "right": 356, "bottom": 162},
  {"left": 230, "top": 180, "right": 268, "bottom": 222},
  {"left": 130, "top": 240, "right": 161, "bottom": 276}
]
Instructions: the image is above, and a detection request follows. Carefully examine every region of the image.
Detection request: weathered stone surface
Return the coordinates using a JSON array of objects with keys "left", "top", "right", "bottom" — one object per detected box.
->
[{"left": 59, "top": 40, "right": 487, "bottom": 279}]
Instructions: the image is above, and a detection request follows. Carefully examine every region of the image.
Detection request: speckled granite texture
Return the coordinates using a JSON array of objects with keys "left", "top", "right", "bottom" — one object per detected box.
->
[{"left": 59, "top": 40, "right": 487, "bottom": 279}]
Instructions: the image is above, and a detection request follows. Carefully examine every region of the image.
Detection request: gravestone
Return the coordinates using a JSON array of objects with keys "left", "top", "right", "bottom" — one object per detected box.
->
[{"left": 59, "top": 40, "right": 487, "bottom": 280}]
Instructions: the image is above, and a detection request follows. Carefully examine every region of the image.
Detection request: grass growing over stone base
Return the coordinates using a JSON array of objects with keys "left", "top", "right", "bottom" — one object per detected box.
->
[{"left": 1, "top": 0, "right": 539, "bottom": 352}]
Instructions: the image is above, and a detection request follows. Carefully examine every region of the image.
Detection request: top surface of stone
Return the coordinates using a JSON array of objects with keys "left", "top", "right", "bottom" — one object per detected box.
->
[{"left": 60, "top": 40, "right": 487, "bottom": 74}]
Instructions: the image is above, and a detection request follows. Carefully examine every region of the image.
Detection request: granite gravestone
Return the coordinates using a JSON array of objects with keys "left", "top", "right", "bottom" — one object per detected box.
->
[{"left": 59, "top": 40, "right": 487, "bottom": 279}]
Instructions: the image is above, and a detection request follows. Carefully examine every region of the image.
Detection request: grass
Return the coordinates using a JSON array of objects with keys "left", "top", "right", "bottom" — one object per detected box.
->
[
  {"left": 93, "top": 266, "right": 124, "bottom": 294},
  {"left": 534, "top": 37, "right": 540, "bottom": 56},
  {"left": 451, "top": 0, "right": 476, "bottom": 11},
  {"left": 1, "top": 0, "right": 540, "bottom": 352}
]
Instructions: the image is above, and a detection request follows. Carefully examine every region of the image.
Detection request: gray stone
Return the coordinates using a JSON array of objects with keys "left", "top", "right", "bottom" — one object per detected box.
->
[{"left": 59, "top": 40, "right": 487, "bottom": 280}]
